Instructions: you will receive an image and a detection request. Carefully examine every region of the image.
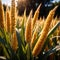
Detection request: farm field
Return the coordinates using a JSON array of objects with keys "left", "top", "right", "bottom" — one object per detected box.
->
[{"left": 0, "top": 0, "right": 60, "bottom": 60}]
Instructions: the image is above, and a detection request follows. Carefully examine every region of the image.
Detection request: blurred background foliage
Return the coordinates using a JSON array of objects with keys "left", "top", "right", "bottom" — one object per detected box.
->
[
  {"left": 3, "top": 0, "right": 60, "bottom": 17},
  {"left": 17, "top": 0, "right": 60, "bottom": 17}
]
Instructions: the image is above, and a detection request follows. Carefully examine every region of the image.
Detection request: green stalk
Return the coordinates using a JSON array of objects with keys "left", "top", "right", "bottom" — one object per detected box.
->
[
  {"left": 27, "top": 43, "right": 34, "bottom": 60},
  {"left": 27, "top": 44, "right": 30, "bottom": 60}
]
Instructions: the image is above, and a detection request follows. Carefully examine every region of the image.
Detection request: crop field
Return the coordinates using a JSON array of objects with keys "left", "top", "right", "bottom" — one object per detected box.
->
[{"left": 0, "top": 0, "right": 60, "bottom": 60}]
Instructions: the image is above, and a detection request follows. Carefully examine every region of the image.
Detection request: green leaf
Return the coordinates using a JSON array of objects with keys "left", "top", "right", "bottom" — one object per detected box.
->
[
  {"left": 0, "top": 28, "right": 5, "bottom": 38},
  {"left": 47, "top": 21, "right": 60, "bottom": 37},
  {"left": 22, "top": 45, "right": 26, "bottom": 54},
  {"left": 16, "top": 30, "right": 26, "bottom": 60},
  {"left": 20, "top": 28, "right": 25, "bottom": 46},
  {"left": 0, "top": 37, "right": 6, "bottom": 45},
  {"left": 25, "top": 44, "right": 28, "bottom": 51},
  {"left": 26, "top": 44, "right": 32, "bottom": 60},
  {"left": 16, "top": 30, "right": 22, "bottom": 47},
  {"left": 16, "top": 19, "right": 21, "bottom": 29},
  {"left": 2, "top": 44, "right": 10, "bottom": 59},
  {"left": 0, "top": 37, "right": 11, "bottom": 59},
  {"left": 0, "top": 29, "right": 17, "bottom": 59},
  {"left": 20, "top": 19, "right": 25, "bottom": 46}
]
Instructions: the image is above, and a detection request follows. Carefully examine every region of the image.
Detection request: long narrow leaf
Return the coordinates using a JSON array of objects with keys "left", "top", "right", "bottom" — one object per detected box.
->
[
  {"left": 43, "top": 45, "right": 60, "bottom": 57},
  {"left": 0, "top": 37, "right": 6, "bottom": 45},
  {"left": 47, "top": 21, "right": 60, "bottom": 37},
  {"left": 16, "top": 30, "right": 26, "bottom": 60}
]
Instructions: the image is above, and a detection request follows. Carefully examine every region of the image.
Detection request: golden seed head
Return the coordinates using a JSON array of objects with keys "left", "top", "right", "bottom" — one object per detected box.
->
[
  {"left": 11, "top": 31, "right": 18, "bottom": 52},
  {"left": 36, "top": 4, "right": 42, "bottom": 12},
  {"left": 32, "top": 4, "right": 42, "bottom": 30},
  {"left": 25, "top": 10, "right": 32, "bottom": 43},
  {"left": 32, "top": 6, "right": 58, "bottom": 56},
  {"left": 30, "top": 26, "right": 38, "bottom": 48},
  {"left": 10, "top": 0, "right": 16, "bottom": 33},
  {"left": 6, "top": 6, "right": 11, "bottom": 33},
  {"left": 0, "top": 0, "right": 4, "bottom": 29}
]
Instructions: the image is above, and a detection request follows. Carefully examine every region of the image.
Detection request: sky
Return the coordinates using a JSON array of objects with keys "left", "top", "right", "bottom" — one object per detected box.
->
[
  {"left": 2, "top": 0, "right": 11, "bottom": 6},
  {"left": 2, "top": 0, "right": 17, "bottom": 6},
  {"left": 51, "top": 0, "right": 60, "bottom": 3},
  {"left": 2, "top": 0, "right": 60, "bottom": 6}
]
